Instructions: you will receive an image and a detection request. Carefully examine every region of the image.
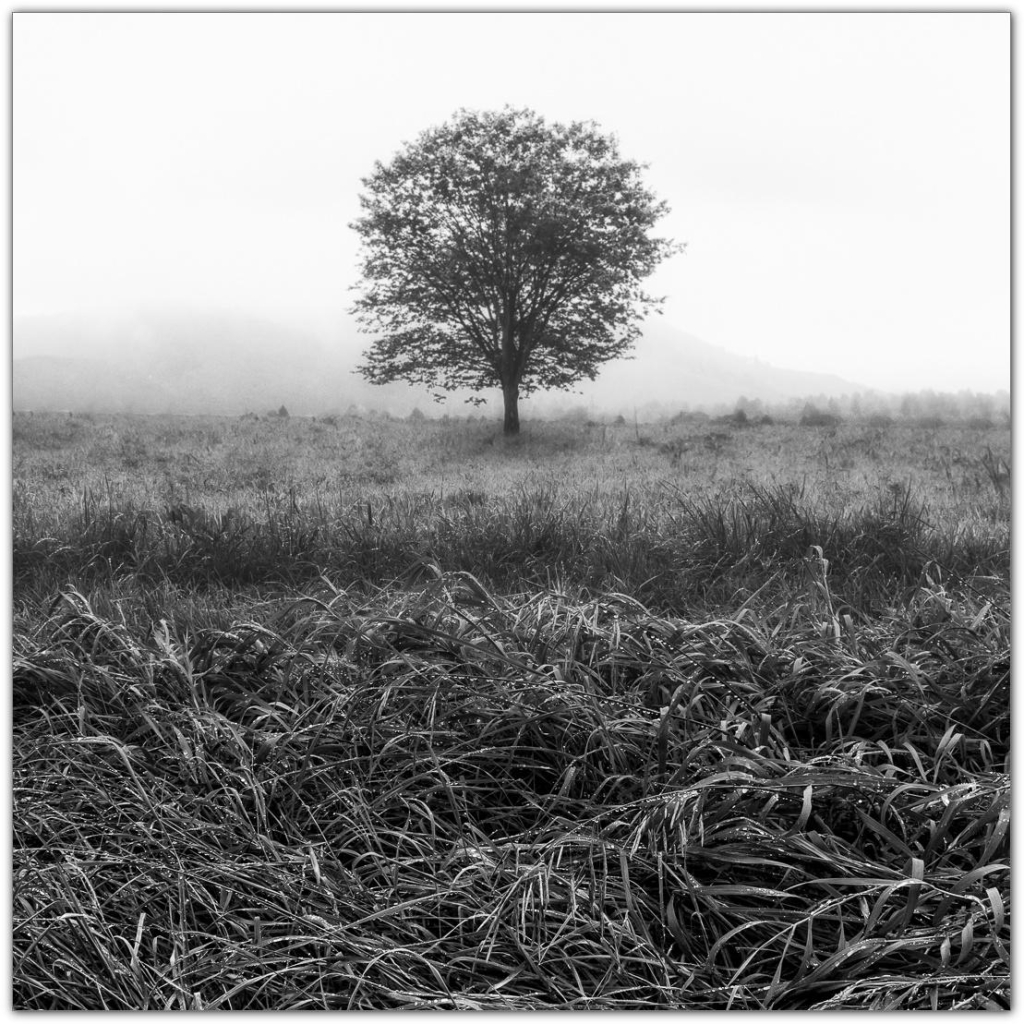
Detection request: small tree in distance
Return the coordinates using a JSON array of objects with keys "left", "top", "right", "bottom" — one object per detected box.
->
[{"left": 351, "top": 107, "right": 681, "bottom": 435}]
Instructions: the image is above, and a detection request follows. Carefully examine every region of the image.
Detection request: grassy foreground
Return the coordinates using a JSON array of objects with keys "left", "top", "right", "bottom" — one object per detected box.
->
[{"left": 13, "top": 413, "right": 1010, "bottom": 1009}]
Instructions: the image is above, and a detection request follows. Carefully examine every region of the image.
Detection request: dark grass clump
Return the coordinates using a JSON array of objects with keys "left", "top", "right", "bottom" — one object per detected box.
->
[
  {"left": 13, "top": 481, "right": 1009, "bottom": 624},
  {"left": 14, "top": 575, "right": 1009, "bottom": 1010},
  {"left": 13, "top": 413, "right": 1010, "bottom": 611}
]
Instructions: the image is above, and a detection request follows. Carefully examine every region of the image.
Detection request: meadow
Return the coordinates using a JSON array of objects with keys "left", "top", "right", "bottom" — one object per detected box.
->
[{"left": 12, "top": 410, "right": 1010, "bottom": 1009}]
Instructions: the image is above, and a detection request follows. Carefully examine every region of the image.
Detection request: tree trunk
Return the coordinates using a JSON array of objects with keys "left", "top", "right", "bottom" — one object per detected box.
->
[{"left": 502, "top": 381, "right": 520, "bottom": 435}]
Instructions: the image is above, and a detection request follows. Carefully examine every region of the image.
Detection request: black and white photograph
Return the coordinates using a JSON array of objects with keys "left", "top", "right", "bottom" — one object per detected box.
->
[{"left": 12, "top": 10, "right": 1010, "bottom": 1010}]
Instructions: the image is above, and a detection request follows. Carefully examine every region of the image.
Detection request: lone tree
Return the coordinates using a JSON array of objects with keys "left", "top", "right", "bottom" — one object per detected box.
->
[{"left": 351, "top": 107, "right": 680, "bottom": 435}]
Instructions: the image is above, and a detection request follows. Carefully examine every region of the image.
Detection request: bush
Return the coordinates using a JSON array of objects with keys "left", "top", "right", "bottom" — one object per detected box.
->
[
  {"left": 800, "top": 405, "right": 841, "bottom": 427},
  {"left": 670, "top": 410, "right": 709, "bottom": 425}
]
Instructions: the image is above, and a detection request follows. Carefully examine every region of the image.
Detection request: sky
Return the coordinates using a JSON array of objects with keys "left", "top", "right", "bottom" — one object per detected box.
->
[{"left": 13, "top": 11, "right": 1010, "bottom": 394}]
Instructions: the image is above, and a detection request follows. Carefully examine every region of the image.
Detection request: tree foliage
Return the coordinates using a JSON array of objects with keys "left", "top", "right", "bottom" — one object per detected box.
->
[{"left": 351, "top": 107, "right": 680, "bottom": 432}]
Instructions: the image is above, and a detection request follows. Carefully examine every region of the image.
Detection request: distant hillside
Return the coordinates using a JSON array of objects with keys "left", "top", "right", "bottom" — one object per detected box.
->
[
  {"left": 14, "top": 307, "right": 872, "bottom": 417},
  {"left": 14, "top": 309, "right": 357, "bottom": 416},
  {"left": 528, "top": 322, "right": 872, "bottom": 416}
]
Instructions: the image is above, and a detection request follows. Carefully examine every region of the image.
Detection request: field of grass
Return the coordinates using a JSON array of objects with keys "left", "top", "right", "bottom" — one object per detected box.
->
[{"left": 13, "top": 411, "right": 1010, "bottom": 1009}]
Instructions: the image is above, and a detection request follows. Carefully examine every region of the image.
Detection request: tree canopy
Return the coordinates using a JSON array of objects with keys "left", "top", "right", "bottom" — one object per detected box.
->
[{"left": 351, "top": 107, "right": 680, "bottom": 433}]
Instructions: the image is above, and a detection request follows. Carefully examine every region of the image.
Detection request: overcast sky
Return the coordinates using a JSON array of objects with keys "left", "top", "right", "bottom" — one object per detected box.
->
[{"left": 13, "top": 11, "right": 1009, "bottom": 394}]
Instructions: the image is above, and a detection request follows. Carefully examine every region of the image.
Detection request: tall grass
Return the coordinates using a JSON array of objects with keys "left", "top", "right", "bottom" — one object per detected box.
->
[
  {"left": 12, "top": 413, "right": 1010, "bottom": 1009},
  {"left": 13, "top": 415, "right": 1009, "bottom": 615},
  {"left": 14, "top": 575, "right": 1009, "bottom": 1009}
]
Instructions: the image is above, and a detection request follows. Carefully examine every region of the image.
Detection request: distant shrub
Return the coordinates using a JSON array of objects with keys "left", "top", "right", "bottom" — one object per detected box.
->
[
  {"left": 408, "top": 407, "right": 426, "bottom": 422},
  {"left": 670, "top": 410, "right": 709, "bottom": 425},
  {"left": 277, "top": 405, "right": 290, "bottom": 419},
  {"left": 966, "top": 416, "right": 994, "bottom": 430},
  {"left": 715, "top": 409, "right": 754, "bottom": 427},
  {"left": 866, "top": 413, "right": 894, "bottom": 428},
  {"left": 800, "top": 405, "right": 841, "bottom": 427},
  {"left": 912, "top": 415, "right": 945, "bottom": 429}
]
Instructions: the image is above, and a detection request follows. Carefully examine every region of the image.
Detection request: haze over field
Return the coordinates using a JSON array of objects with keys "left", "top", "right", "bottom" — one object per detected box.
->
[
  {"left": 13, "top": 307, "right": 879, "bottom": 418},
  {"left": 14, "top": 12, "right": 1010, "bottom": 409}
]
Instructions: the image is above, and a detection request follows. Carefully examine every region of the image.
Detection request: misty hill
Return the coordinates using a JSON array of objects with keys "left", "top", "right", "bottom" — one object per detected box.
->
[
  {"left": 14, "top": 309, "right": 344, "bottom": 415},
  {"left": 13, "top": 308, "right": 872, "bottom": 417},
  {"left": 531, "top": 322, "right": 872, "bottom": 417},
  {"left": 14, "top": 309, "right": 386, "bottom": 416}
]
